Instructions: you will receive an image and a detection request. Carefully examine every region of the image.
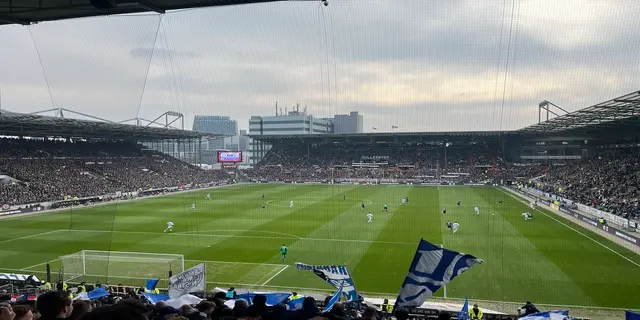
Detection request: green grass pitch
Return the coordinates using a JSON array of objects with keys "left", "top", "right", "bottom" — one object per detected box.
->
[{"left": 1, "top": 184, "right": 638, "bottom": 308}]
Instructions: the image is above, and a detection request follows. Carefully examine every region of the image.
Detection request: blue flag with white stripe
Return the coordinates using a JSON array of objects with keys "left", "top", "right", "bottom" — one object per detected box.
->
[
  {"left": 296, "top": 263, "right": 359, "bottom": 302},
  {"left": 324, "top": 280, "right": 344, "bottom": 312},
  {"left": 145, "top": 279, "right": 159, "bottom": 291},
  {"left": 395, "top": 238, "right": 483, "bottom": 309},
  {"left": 518, "top": 310, "right": 570, "bottom": 320},
  {"left": 457, "top": 297, "right": 469, "bottom": 320}
]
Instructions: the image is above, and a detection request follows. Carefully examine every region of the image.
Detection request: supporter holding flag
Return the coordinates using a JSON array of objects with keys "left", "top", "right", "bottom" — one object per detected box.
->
[
  {"left": 394, "top": 238, "right": 482, "bottom": 310},
  {"left": 457, "top": 297, "right": 469, "bottom": 320},
  {"left": 324, "top": 280, "right": 345, "bottom": 312}
]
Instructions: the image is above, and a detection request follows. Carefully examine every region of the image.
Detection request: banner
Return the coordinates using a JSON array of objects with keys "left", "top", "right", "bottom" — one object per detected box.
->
[
  {"left": 168, "top": 263, "right": 206, "bottom": 299},
  {"left": 295, "top": 263, "right": 359, "bottom": 302}
]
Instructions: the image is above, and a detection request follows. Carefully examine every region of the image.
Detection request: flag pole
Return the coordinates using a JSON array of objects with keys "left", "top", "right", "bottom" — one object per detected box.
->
[{"left": 441, "top": 244, "right": 447, "bottom": 298}]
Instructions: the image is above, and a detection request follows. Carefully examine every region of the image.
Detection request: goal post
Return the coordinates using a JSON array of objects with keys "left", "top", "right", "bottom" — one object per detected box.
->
[{"left": 59, "top": 250, "right": 184, "bottom": 284}]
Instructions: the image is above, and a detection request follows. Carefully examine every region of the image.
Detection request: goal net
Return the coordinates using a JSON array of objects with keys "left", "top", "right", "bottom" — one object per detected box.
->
[{"left": 59, "top": 250, "right": 184, "bottom": 284}]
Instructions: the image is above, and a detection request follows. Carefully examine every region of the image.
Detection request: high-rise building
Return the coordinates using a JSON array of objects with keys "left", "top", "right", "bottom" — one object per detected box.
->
[
  {"left": 193, "top": 115, "right": 238, "bottom": 136},
  {"left": 333, "top": 111, "right": 363, "bottom": 133},
  {"left": 248, "top": 111, "right": 333, "bottom": 136},
  {"left": 248, "top": 110, "right": 334, "bottom": 165}
]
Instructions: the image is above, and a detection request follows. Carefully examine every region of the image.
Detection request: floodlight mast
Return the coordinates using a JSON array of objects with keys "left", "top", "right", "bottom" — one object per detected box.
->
[{"left": 538, "top": 100, "right": 569, "bottom": 123}]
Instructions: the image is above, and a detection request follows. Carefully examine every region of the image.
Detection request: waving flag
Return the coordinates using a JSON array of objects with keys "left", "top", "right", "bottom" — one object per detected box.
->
[
  {"left": 141, "top": 293, "right": 169, "bottom": 304},
  {"left": 236, "top": 292, "right": 292, "bottom": 306},
  {"left": 145, "top": 279, "right": 160, "bottom": 291},
  {"left": 324, "top": 280, "right": 345, "bottom": 312},
  {"left": 296, "top": 263, "right": 359, "bottom": 302},
  {"left": 74, "top": 287, "right": 110, "bottom": 301},
  {"left": 395, "top": 238, "right": 482, "bottom": 309},
  {"left": 168, "top": 263, "right": 206, "bottom": 299},
  {"left": 457, "top": 297, "right": 469, "bottom": 320},
  {"left": 518, "top": 310, "right": 570, "bottom": 320},
  {"left": 288, "top": 297, "right": 306, "bottom": 310}
]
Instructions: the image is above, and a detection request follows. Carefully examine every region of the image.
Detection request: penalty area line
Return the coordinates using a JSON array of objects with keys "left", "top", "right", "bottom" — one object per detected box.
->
[{"left": 261, "top": 265, "right": 289, "bottom": 286}]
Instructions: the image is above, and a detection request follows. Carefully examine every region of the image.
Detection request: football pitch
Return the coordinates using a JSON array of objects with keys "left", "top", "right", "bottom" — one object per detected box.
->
[{"left": 1, "top": 184, "right": 638, "bottom": 308}]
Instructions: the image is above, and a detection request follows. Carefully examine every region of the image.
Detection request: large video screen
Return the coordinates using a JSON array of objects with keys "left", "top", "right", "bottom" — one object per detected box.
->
[{"left": 217, "top": 151, "right": 242, "bottom": 163}]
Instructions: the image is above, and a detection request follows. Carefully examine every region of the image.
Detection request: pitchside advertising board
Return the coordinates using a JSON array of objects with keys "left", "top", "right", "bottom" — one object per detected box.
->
[
  {"left": 516, "top": 189, "right": 640, "bottom": 247},
  {"left": 217, "top": 151, "right": 242, "bottom": 163}
]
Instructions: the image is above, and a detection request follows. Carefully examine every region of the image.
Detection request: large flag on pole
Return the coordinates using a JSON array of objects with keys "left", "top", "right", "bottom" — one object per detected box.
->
[
  {"left": 518, "top": 310, "right": 570, "bottom": 320},
  {"left": 324, "top": 280, "right": 345, "bottom": 312},
  {"left": 295, "top": 263, "right": 359, "bottom": 302},
  {"left": 395, "top": 239, "right": 482, "bottom": 309},
  {"left": 168, "top": 263, "right": 206, "bottom": 299},
  {"left": 457, "top": 297, "right": 469, "bottom": 320}
]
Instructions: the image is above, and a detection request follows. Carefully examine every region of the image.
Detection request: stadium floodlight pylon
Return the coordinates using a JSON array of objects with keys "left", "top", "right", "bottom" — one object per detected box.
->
[{"left": 59, "top": 250, "right": 184, "bottom": 283}]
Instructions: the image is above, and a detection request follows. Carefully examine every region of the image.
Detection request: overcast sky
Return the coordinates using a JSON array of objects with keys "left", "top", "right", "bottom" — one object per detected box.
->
[{"left": 1, "top": 0, "right": 639, "bottom": 132}]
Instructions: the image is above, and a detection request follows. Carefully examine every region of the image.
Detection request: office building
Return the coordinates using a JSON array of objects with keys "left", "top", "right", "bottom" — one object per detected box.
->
[
  {"left": 334, "top": 111, "right": 363, "bottom": 134},
  {"left": 193, "top": 115, "right": 238, "bottom": 136}
]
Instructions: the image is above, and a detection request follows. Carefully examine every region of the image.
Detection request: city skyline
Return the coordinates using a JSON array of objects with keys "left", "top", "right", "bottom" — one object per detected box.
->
[{"left": 1, "top": 1, "right": 639, "bottom": 132}]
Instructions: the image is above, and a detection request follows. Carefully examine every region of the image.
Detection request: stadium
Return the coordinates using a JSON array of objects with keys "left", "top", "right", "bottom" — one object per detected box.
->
[{"left": 1, "top": 1, "right": 640, "bottom": 320}]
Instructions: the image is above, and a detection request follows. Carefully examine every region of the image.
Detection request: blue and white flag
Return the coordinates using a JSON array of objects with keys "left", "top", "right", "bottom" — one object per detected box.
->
[
  {"left": 627, "top": 311, "right": 640, "bottom": 320},
  {"left": 145, "top": 279, "right": 160, "bottom": 291},
  {"left": 168, "top": 263, "right": 206, "bottom": 299},
  {"left": 74, "top": 287, "right": 110, "bottom": 301},
  {"left": 236, "top": 292, "right": 292, "bottom": 306},
  {"left": 141, "top": 293, "right": 169, "bottom": 304},
  {"left": 296, "top": 263, "right": 359, "bottom": 302},
  {"left": 324, "top": 280, "right": 345, "bottom": 312},
  {"left": 288, "top": 297, "right": 306, "bottom": 310},
  {"left": 395, "top": 239, "right": 483, "bottom": 309},
  {"left": 519, "top": 310, "right": 570, "bottom": 320},
  {"left": 457, "top": 297, "right": 469, "bottom": 320}
]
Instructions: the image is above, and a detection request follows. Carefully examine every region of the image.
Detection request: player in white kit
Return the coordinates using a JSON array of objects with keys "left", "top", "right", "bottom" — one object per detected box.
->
[
  {"left": 452, "top": 221, "right": 460, "bottom": 233},
  {"left": 529, "top": 201, "right": 535, "bottom": 210},
  {"left": 290, "top": 201, "right": 294, "bottom": 208},
  {"left": 367, "top": 212, "right": 373, "bottom": 223},
  {"left": 401, "top": 197, "right": 407, "bottom": 205},
  {"left": 164, "top": 221, "right": 174, "bottom": 232},
  {"left": 522, "top": 212, "right": 533, "bottom": 220},
  {"left": 205, "top": 193, "right": 211, "bottom": 200},
  {"left": 474, "top": 207, "right": 480, "bottom": 215},
  {"left": 191, "top": 203, "right": 196, "bottom": 211}
]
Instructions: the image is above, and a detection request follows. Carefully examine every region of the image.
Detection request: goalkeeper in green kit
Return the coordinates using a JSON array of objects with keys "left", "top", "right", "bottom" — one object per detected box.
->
[{"left": 280, "top": 244, "right": 288, "bottom": 261}]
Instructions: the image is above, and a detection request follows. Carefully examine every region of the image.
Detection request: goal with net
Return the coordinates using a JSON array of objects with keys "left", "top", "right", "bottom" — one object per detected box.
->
[{"left": 58, "top": 250, "right": 184, "bottom": 284}]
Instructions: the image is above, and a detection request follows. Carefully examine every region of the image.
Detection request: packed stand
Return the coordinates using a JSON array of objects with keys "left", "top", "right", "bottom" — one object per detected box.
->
[
  {"left": 0, "top": 139, "right": 230, "bottom": 206},
  {"left": 246, "top": 143, "right": 503, "bottom": 184},
  {"left": 537, "top": 148, "right": 640, "bottom": 219}
]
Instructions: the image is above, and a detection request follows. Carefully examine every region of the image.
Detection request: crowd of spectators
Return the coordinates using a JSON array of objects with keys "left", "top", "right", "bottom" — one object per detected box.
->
[
  {"left": 537, "top": 148, "right": 640, "bottom": 219},
  {"left": 0, "top": 289, "right": 487, "bottom": 320},
  {"left": 246, "top": 144, "right": 502, "bottom": 184},
  {"left": 246, "top": 142, "right": 640, "bottom": 219},
  {"left": 0, "top": 139, "right": 230, "bottom": 206}
]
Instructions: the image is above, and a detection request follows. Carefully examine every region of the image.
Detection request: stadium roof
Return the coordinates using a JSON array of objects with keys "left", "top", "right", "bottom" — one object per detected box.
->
[
  {"left": 0, "top": 0, "right": 281, "bottom": 26},
  {"left": 0, "top": 110, "right": 217, "bottom": 140},
  {"left": 519, "top": 90, "right": 640, "bottom": 135},
  {"left": 250, "top": 131, "right": 508, "bottom": 145}
]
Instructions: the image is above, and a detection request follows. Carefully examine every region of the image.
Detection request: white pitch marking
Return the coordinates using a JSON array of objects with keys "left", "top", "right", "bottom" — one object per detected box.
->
[
  {"left": 0, "top": 229, "right": 63, "bottom": 245},
  {"left": 501, "top": 188, "right": 640, "bottom": 268},
  {"left": 261, "top": 265, "right": 289, "bottom": 286}
]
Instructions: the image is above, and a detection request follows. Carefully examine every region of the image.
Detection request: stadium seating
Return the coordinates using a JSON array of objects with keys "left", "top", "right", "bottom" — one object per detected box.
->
[
  {"left": 0, "top": 139, "right": 230, "bottom": 206},
  {"left": 247, "top": 143, "right": 640, "bottom": 220}
]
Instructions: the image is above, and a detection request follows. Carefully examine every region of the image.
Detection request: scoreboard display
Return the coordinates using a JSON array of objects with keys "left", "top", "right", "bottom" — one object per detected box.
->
[{"left": 217, "top": 151, "right": 242, "bottom": 163}]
